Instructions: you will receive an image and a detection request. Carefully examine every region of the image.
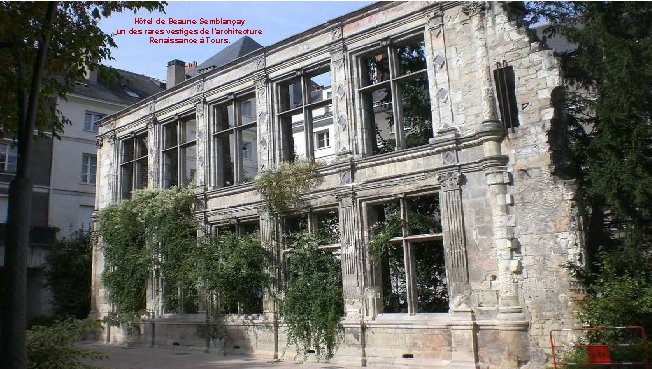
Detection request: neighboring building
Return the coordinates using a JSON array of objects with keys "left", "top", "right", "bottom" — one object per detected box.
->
[
  {"left": 92, "top": 3, "right": 583, "bottom": 368},
  {"left": 0, "top": 66, "right": 164, "bottom": 319},
  {"left": 52, "top": 67, "right": 165, "bottom": 239}
]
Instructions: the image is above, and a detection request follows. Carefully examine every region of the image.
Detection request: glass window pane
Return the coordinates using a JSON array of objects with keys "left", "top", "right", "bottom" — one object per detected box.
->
[
  {"left": 308, "top": 70, "right": 331, "bottom": 104},
  {"left": 162, "top": 150, "right": 178, "bottom": 188},
  {"left": 163, "top": 123, "right": 178, "bottom": 149},
  {"left": 216, "top": 132, "right": 235, "bottom": 187},
  {"left": 90, "top": 156, "right": 97, "bottom": 184},
  {"left": 121, "top": 163, "right": 133, "bottom": 198},
  {"left": 363, "top": 50, "right": 390, "bottom": 86},
  {"left": 215, "top": 104, "right": 235, "bottom": 131},
  {"left": 136, "top": 134, "right": 148, "bottom": 158},
  {"left": 382, "top": 245, "right": 407, "bottom": 313},
  {"left": 279, "top": 79, "right": 303, "bottom": 112},
  {"left": 397, "top": 40, "right": 427, "bottom": 76},
  {"left": 401, "top": 78, "right": 432, "bottom": 149},
  {"left": 364, "top": 88, "right": 395, "bottom": 155},
  {"left": 238, "top": 96, "right": 257, "bottom": 125},
  {"left": 406, "top": 194, "right": 441, "bottom": 235},
  {"left": 181, "top": 144, "right": 196, "bottom": 185},
  {"left": 241, "top": 125, "right": 258, "bottom": 182},
  {"left": 315, "top": 210, "right": 339, "bottom": 245},
  {"left": 135, "top": 158, "right": 148, "bottom": 190},
  {"left": 414, "top": 240, "right": 448, "bottom": 313},
  {"left": 122, "top": 139, "right": 134, "bottom": 163},
  {"left": 238, "top": 221, "right": 259, "bottom": 236},
  {"left": 281, "top": 114, "right": 303, "bottom": 161},
  {"left": 181, "top": 119, "right": 196, "bottom": 143}
]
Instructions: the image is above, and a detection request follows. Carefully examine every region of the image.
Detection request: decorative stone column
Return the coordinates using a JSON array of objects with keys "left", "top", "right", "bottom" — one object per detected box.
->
[
  {"left": 253, "top": 58, "right": 273, "bottom": 170},
  {"left": 146, "top": 110, "right": 160, "bottom": 189},
  {"left": 329, "top": 25, "right": 352, "bottom": 158},
  {"left": 337, "top": 191, "right": 364, "bottom": 320},
  {"left": 436, "top": 170, "right": 470, "bottom": 308},
  {"left": 194, "top": 82, "right": 208, "bottom": 188},
  {"left": 437, "top": 170, "right": 477, "bottom": 369},
  {"left": 425, "top": 9, "right": 456, "bottom": 135}
]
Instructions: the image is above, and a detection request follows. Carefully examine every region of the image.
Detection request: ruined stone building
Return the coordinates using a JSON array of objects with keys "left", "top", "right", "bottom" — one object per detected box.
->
[{"left": 92, "top": 2, "right": 583, "bottom": 368}]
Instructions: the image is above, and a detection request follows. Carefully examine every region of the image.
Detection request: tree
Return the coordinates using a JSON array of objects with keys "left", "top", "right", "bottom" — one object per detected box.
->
[
  {"left": 0, "top": 3, "right": 165, "bottom": 368},
  {"left": 525, "top": 2, "right": 652, "bottom": 328},
  {"left": 44, "top": 232, "right": 93, "bottom": 319}
]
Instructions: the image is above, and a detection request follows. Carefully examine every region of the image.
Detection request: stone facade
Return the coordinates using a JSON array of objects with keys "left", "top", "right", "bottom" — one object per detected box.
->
[{"left": 92, "top": 2, "right": 583, "bottom": 368}]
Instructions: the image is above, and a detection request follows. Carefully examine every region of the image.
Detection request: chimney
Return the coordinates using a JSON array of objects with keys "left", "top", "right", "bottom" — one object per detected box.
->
[
  {"left": 85, "top": 65, "right": 98, "bottom": 83},
  {"left": 166, "top": 59, "right": 186, "bottom": 89},
  {"left": 185, "top": 61, "right": 198, "bottom": 75}
]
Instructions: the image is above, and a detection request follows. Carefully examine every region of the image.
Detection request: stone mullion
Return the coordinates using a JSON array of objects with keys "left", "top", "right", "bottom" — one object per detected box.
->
[
  {"left": 338, "top": 194, "right": 364, "bottom": 320},
  {"left": 329, "top": 28, "right": 352, "bottom": 158},
  {"left": 437, "top": 171, "right": 470, "bottom": 309},
  {"left": 426, "top": 10, "right": 455, "bottom": 134}
]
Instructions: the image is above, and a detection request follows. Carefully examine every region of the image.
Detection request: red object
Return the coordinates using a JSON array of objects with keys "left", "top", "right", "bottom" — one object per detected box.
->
[{"left": 587, "top": 345, "right": 611, "bottom": 364}]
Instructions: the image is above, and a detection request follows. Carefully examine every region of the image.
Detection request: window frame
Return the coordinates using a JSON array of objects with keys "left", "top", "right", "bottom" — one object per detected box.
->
[
  {"left": 0, "top": 142, "right": 18, "bottom": 174},
  {"left": 119, "top": 131, "right": 148, "bottom": 199},
  {"left": 363, "top": 191, "right": 447, "bottom": 315},
  {"left": 315, "top": 130, "right": 330, "bottom": 150},
  {"left": 161, "top": 114, "right": 197, "bottom": 189},
  {"left": 80, "top": 153, "right": 97, "bottom": 184},
  {"left": 211, "top": 92, "right": 258, "bottom": 188},
  {"left": 275, "top": 64, "right": 333, "bottom": 162},
  {"left": 355, "top": 34, "right": 432, "bottom": 156},
  {"left": 84, "top": 111, "right": 105, "bottom": 133}
]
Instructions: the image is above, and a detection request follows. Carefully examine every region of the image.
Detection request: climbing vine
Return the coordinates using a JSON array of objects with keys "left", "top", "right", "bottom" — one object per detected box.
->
[
  {"left": 98, "top": 186, "right": 197, "bottom": 318},
  {"left": 192, "top": 232, "right": 270, "bottom": 314},
  {"left": 282, "top": 232, "right": 343, "bottom": 360},
  {"left": 253, "top": 159, "right": 318, "bottom": 215}
]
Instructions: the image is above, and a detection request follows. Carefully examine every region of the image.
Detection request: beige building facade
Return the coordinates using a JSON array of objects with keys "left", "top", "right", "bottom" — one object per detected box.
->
[{"left": 93, "top": 2, "right": 583, "bottom": 368}]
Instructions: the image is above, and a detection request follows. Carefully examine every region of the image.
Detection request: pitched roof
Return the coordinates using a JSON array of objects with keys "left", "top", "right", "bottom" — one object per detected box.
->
[
  {"left": 70, "top": 67, "right": 165, "bottom": 105},
  {"left": 191, "top": 36, "right": 263, "bottom": 76}
]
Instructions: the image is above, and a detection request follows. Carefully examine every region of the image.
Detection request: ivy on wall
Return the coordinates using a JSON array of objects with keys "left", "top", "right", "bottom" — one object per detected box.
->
[
  {"left": 282, "top": 232, "right": 343, "bottom": 360},
  {"left": 253, "top": 159, "right": 318, "bottom": 216},
  {"left": 98, "top": 186, "right": 197, "bottom": 317}
]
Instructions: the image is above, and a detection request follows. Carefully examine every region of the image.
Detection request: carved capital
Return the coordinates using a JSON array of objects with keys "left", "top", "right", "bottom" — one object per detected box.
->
[
  {"left": 255, "top": 74, "right": 268, "bottom": 92},
  {"left": 254, "top": 54, "right": 266, "bottom": 70},
  {"left": 330, "top": 25, "right": 342, "bottom": 41},
  {"left": 96, "top": 136, "right": 103, "bottom": 148},
  {"left": 146, "top": 114, "right": 156, "bottom": 129},
  {"left": 427, "top": 9, "right": 444, "bottom": 33},
  {"left": 463, "top": 2, "right": 486, "bottom": 18},
  {"left": 194, "top": 97, "right": 206, "bottom": 118},
  {"left": 437, "top": 171, "right": 463, "bottom": 191}
]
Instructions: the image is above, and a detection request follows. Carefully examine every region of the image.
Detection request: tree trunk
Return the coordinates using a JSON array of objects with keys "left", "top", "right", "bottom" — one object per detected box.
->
[{"left": 0, "top": 3, "right": 56, "bottom": 368}]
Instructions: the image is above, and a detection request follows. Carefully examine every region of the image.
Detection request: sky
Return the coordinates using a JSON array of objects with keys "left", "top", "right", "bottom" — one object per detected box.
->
[{"left": 99, "top": 1, "right": 373, "bottom": 81}]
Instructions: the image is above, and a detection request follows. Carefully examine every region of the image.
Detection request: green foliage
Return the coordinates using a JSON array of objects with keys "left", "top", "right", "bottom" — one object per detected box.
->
[
  {"left": 282, "top": 232, "right": 343, "bottom": 360},
  {"left": 253, "top": 160, "right": 318, "bottom": 216},
  {"left": 192, "top": 232, "right": 270, "bottom": 314},
  {"left": 368, "top": 214, "right": 403, "bottom": 257},
  {"left": 27, "top": 318, "right": 106, "bottom": 369},
  {"left": 0, "top": 2, "right": 165, "bottom": 139},
  {"left": 44, "top": 231, "right": 92, "bottom": 319},
  {"left": 526, "top": 1, "right": 652, "bottom": 331},
  {"left": 98, "top": 186, "right": 197, "bottom": 315}
]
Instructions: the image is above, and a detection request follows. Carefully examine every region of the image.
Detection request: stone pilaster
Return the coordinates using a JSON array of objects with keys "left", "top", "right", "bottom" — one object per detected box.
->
[
  {"left": 425, "top": 9, "right": 456, "bottom": 135},
  {"left": 194, "top": 94, "right": 208, "bottom": 188},
  {"left": 437, "top": 170, "right": 471, "bottom": 310},
  {"left": 329, "top": 26, "right": 352, "bottom": 158},
  {"left": 467, "top": 2, "right": 500, "bottom": 126},
  {"left": 146, "top": 115, "right": 159, "bottom": 188},
  {"left": 337, "top": 192, "right": 364, "bottom": 320},
  {"left": 253, "top": 59, "right": 272, "bottom": 170},
  {"left": 258, "top": 208, "right": 278, "bottom": 317}
]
